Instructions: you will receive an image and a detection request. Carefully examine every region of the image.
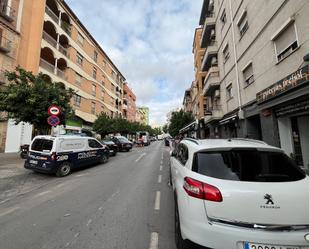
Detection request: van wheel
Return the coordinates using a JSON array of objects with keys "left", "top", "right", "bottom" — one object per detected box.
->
[
  {"left": 175, "top": 201, "right": 188, "bottom": 249},
  {"left": 100, "top": 154, "right": 108, "bottom": 164},
  {"left": 56, "top": 162, "right": 71, "bottom": 177}
]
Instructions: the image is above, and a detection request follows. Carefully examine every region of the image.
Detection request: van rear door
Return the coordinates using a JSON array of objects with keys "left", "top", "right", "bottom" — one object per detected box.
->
[{"left": 28, "top": 138, "right": 54, "bottom": 168}]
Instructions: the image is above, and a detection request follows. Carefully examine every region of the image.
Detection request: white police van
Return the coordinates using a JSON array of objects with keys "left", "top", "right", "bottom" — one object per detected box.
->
[{"left": 24, "top": 135, "right": 109, "bottom": 177}]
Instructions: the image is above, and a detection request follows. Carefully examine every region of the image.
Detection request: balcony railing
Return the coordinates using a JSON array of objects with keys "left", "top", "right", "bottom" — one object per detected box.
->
[
  {"left": 45, "top": 6, "right": 59, "bottom": 23},
  {"left": 39, "top": 58, "right": 55, "bottom": 74},
  {"left": 61, "top": 21, "right": 71, "bottom": 36},
  {"left": 0, "top": 4, "right": 15, "bottom": 22},
  {"left": 56, "top": 68, "right": 65, "bottom": 79},
  {"left": 58, "top": 43, "right": 68, "bottom": 57},
  {"left": 0, "top": 36, "right": 11, "bottom": 53},
  {"left": 42, "top": 31, "right": 57, "bottom": 48}
]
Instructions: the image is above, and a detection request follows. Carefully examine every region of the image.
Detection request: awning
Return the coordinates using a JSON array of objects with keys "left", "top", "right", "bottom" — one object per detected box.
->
[
  {"left": 219, "top": 114, "right": 238, "bottom": 125},
  {"left": 179, "top": 120, "right": 198, "bottom": 133},
  {"left": 75, "top": 110, "right": 97, "bottom": 123}
]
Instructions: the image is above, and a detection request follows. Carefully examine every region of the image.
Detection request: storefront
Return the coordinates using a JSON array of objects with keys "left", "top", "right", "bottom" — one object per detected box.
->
[{"left": 257, "top": 65, "right": 309, "bottom": 168}]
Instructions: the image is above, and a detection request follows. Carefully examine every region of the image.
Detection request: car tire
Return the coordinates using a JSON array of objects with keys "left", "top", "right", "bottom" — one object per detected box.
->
[
  {"left": 175, "top": 199, "right": 189, "bottom": 249},
  {"left": 100, "top": 154, "right": 108, "bottom": 164},
  {"left": 56, "top": 162, "right": 72, "bottom": 177}
]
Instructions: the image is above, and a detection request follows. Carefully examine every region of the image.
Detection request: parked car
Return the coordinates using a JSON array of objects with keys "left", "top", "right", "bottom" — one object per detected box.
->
[
  {"left": 111, "top": 136, "right": 133, "bottom": 152},
  {"left": 170, "top": 138, "right": 309, "bottom": 249},
  {"left": 24, "top": 135, "right": 109, "bottom": 177},
  {"left": 136, "top": 131, "right": 150, "bottom": 146},
  {"left": 101, "top": 139, "right": 118, "bottom": 156},
  {"left": 164, "top": 137, "right": 170, "bottom": 146}
]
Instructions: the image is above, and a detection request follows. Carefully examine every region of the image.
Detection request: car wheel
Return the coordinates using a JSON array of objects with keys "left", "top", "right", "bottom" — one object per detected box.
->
[
  {"left": 100, "top": 154, "right": 108, "bottom": 164},
  {"left": 56, "top": 162, "right": 72, "bottom": 177},
  {"left": 126, "top": 148, "right": 130, "bottom": 152},
  {"left": 175, "top": 200, "right": 188, "bottom": 249}
]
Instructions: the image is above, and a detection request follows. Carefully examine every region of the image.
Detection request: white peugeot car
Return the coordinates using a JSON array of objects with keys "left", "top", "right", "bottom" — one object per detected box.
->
[{"left": 170, "top": 138, "right": 309, "bottom": 249}]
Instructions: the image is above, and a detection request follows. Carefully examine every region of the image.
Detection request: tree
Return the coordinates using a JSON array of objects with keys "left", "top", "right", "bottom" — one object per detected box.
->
[
  {"left": 168, "top": 110, "right": 194, "bottom": 137},
  {"left": 162, "top": 124, "right": 168, "bottom": 133},
  {"left": 93, "top": 113, "right": 114, "bottom": 137},
  {"left": 0, "top": 67, "right": 74, "bottom": 134}
]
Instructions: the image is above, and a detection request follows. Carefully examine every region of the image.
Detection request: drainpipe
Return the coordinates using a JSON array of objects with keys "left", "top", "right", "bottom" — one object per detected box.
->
[{"left": 228, "top": 0, "right": 243, "bottom": 118}]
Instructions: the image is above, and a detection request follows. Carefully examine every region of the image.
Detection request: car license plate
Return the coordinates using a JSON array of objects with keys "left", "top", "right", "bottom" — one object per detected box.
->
[
  {"left": 29, "top": 160, "right": 38, "bottom": 165},
  {"left": 245, "top": 242, "right": 300, "bottom": 249}
]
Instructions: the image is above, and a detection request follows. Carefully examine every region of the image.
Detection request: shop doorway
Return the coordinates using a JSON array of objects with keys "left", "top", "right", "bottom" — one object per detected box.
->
[{"left": 298, "top": 116, "right": 309, "bottom": 168}]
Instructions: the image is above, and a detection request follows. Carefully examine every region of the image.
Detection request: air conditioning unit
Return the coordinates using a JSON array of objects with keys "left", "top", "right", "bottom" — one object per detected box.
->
[
  {"left": 210, "top": 29, "right": 216, "bottom": 40},
  {"left": 214, "top": 90, "right": 220, "bottom": 98},
  {"left": 211, "top": 57, "right": 218, "bottom": 66}
]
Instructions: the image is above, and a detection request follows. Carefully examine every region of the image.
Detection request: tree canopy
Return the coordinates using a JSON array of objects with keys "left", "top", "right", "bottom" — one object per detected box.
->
[
  {"left": 0, "top": 67, "right": 74, "bottom": 134},
  {"left": 168, "top": 110, "right": 194, "bottom": 137}
]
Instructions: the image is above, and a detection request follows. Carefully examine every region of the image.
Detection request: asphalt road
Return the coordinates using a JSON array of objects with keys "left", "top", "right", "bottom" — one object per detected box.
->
[{"left": 0, "top": 141, "right": 176, "bottom": 249}]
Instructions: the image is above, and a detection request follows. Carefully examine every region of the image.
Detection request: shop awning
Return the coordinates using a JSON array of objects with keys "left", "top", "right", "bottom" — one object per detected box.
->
[
  {"left": 219, "top": 114, "right": 238, "bottom": 125},
  {"left": 179, "top": 120, "right": 198, "bottom": 133},
  {"left": 75, "top": 110, "right": 97, "bottom": 123}
]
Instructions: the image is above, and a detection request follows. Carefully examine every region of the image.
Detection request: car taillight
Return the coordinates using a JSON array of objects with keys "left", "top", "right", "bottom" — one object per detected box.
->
[
  {"left": 183, "top": 177, "right": 222, "bottom": 202},
  {"left": 51, "top": 152, "right": 56, "bottom": 161}
]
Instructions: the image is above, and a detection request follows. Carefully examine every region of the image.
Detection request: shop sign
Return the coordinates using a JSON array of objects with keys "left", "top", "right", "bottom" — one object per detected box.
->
[
  {"left": 276, "top": 100, "right": 309, "bottom": 117},
  {"left": 257, "top": 65, "right": 309, "bottom": 104}
]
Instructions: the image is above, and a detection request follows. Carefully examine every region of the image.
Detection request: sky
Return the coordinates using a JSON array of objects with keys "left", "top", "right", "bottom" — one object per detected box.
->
[{"left": 66, "top": 0, "right": 203, "bottom": 126}]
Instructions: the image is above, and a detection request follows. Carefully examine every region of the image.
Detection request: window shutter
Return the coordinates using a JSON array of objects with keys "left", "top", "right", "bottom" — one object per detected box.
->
[
  {"left": 275, "top": 24, "right": 296, "bottom": 54},
  {"left": 243, "top": 64, "right": 253, "bottom": 80}
]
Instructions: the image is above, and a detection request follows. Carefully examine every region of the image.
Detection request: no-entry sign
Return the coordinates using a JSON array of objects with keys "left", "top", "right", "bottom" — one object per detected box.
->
[{"left": 48, "top": 105, "right": 61, "bottom": 116}]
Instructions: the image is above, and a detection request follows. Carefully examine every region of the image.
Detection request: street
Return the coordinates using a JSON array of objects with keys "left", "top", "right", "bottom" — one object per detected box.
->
[{"left": 0, "top": 141, "right": 176, "bottom": 249}]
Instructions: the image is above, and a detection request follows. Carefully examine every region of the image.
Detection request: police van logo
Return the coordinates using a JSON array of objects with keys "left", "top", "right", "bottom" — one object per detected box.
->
[{"left": 78, "top": 151, "right": 97, "bottom": 159}]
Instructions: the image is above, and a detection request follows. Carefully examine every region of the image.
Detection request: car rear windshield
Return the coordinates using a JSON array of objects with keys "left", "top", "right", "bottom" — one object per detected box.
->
[
  {"left": 118, "top": 137, "right": 129, "bottom": 143},
  {"left": 31, "top": 139, "right": 53, "bottom": 152},
  {"left": 193, "top": 149, "right": 305, "bottom": 182}
]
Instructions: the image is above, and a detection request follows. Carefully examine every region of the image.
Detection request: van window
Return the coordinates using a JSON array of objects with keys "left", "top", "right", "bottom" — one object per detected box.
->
[
  {"left": 31, "top": 139, "right": 53, "bottom": 152},
  {"left": 193, "top": 149, "right": 305, "bottom": 182},
  {"left": 60, "top": 140, "right": 85, "bottom": 151},
  {"left": 88, "top": 139, "right": 103, "bottom": 148}
]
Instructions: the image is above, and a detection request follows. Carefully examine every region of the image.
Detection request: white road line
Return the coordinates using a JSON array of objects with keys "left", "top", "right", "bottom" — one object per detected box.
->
[
  {"left": 154, "top": 191, "right": 161, "bottom": 210},
  {"left": 159, "top": 165, "right": 162, "bottom": 171},
  {"left": 160, "top": 160, "right": 163, "bottom": 165},
  {"left": 75, "top": 173, "right": 88, "bottom": 177},
  {"left": 33, "top": 190, "right": 52, "bottom": 198},
  {"left": 149, "top": 232, "right": 159, "bottom": 249},
  {"left": 0, "top": 198, "right": 10, "bottom": 205},
  {"left": 158, "top": 175, "right": 162, "bottom": 183},
  {"left": 0, "top": 206, "right": 20, "bottom": 217},
  {"left": 86, "top": 219, "right": 92, "bottom": 226},
  {"left": 135, "top": 152, "right": 146, "bottom": 162}
]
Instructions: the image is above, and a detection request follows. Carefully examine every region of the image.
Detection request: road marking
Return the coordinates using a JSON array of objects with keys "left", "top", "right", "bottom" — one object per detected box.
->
[
  {"left": 0, "top": 198, "right": 10, "bottom": 205},
  {"left": 158, "top": 175, "right": 162, "bottom": 183},
  {"left": 160, "top": 160, "right": 163, "bottom": 165},
  {"left": 75, "top": 173, "right": 88, "bottom": 177},
  {"left": 34, "top": 190, "right": 52, "bottom": 197},
  {"left": 74, "top": 232, "right": 80, "bottom": 238},
  {"left": 154, "top": 191, "right": 160, "bottom": 210},
  {"left": 86, "top": 219, "right": 92, "bottom": 226},
  {"left": 149, "top": 232, "right": 159, "bottom": 249},
  {"left": 0, "top": 206, "right": 20, "bottom": 217},
  {"left": 159, "top": 165, "right": 162, "bottom": 171},
  {"left": 135, "top": 152, "right": 146, "bottom": 162}
]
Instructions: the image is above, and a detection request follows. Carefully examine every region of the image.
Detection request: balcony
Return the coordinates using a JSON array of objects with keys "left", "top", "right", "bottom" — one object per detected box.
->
[
  {"left": 0, "top": 3, "right": 15, "bottom": 22},
  {"left": 200, "top": 14, "right": 215, "bottom": 48},
  {"left": 58, "top": 43, "right": 68, "bottom": 57},
  {"left": 56, "top": 68, "right": 65, "bottom": 79},
  {"left": 202, "top": 66, "right": 220, "bottom": 96},
  {"left": 42, "top": 31, "right": 57, "bottom": 48},
  {"left": 0, "top": 36, "right": 11, "bottom": 53},
  {"left": 61, "top": 21, "right": 71, "bottom": 36},
  {"left": 40, "top": 58, "right": 55, "bottom": 74},
  {"left": 122, "top": 104, "right": 128, "bottom": 110},
  {"left": 45, "top": 6, "right": 59, "bottom": 24},
  {"left": 201, "top": 40, "right": 218, "bottom": 72},
  {"left": 199, "top": 0, "right": 214, "bottom": 25},
  {"left": 204, "top": 105, "right": 223, "bottom": 124}
]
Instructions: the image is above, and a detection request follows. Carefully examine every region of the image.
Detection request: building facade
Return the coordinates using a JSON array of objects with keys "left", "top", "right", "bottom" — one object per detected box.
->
[
  {"left": 185, "top": 0, "right": 309, "bottom": 168},
  {"left": 136, "top": 107, "right": 149, "bottom": 125},
  {"left": 0, "top": 0, "right": 127, "bottom": 152},
  {"left": 122, "top": 83, "right": 136, "bottom": 122}
]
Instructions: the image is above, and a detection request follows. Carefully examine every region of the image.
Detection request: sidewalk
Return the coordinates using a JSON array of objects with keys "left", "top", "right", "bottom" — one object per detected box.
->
[{"left": 0, "top": 152, "right": 26, "bottom": 179}]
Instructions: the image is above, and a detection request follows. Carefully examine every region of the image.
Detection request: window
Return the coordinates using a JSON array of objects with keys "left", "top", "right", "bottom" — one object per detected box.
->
[
  {"left": 73, "top": 94, "right": 81, "bottom": 107},
  {"left": 91, "top": 102, "right": 96, "bottom": 114},
  {"left": 192, "top": 150, "right": 305, "bottom": 182},
  {"left": 101, "top": 90, "right": 104, "bottom": 100},
  {"left": 111, "top": 70, "right": 116, "bottom": 79},
  {"left": 220, "top": 9, "right": 227, "bottom": 25},
  {"left": 176, "top": 144, "right": 189, "bottom": 165},
  {"left": 243, "top": 62, "right": 254, "bottom": 86},
  {"left": 76, "top": 52, "right": 83, "bottom": 66},
  {"left": 237, "top": 11, "right": 249, "bottom": 37},
  {"left": 226, "top": 83, "right": 233, "bottom": 99},
  {"left": 88, "top": 139, "right": 103, "bottom": 148},
  {"left": 75, "top": 73, "right": 82, "bottom": 85},
  {"left": 93, "top": 67, "right": 97, "bottom": 79},
  {"left": 31, "top": 139, "right": 53, "bottom": 152},
  {"left": 77, "top": 32, "right": 84, "bottom": 45},
  {"left": 222, "top": 44, "right": 230, "bottom": 63},
  {"left": 111, "top": 85, "right": 115, "bottom": 92},
  {"left": 93, "top": 51, "right": 98, "bottom": 62},
  {"left": 103, "top": 60, "right": 107, "bottom": 68},
  {"left": 92, "top": 84, "right": 96, "bottom": 96},
  {"left": 274, "top": 23, "right": 298, "bottom": 62}
]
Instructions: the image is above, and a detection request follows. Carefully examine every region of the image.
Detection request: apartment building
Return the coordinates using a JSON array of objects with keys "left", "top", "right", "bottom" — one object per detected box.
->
[
  {"left": 123, "top": 82, "right": 136, "bottom": 122},
  {"left": 1, "top": 0, "right": 127, "bottom": 152},
  {"left": 136, "top": 106, "right": 149, "bottom": 125},
  {"left": 192, "top": 0, "right": 309, "bottom": 168}
]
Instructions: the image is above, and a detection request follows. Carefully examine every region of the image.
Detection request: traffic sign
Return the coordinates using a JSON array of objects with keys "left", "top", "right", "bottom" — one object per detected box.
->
[
  {"left": 47, "top": 115, "right": 60, "bottom": 126},
  {"left": 48, "top": 105, "right": 61, "bottom": 116}
]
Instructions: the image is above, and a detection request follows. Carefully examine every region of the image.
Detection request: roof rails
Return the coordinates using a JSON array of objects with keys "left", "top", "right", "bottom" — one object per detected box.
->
[
  {"left": 227, "top": 138, "right": 268, "bottom": 145},
  {"left": 182, "top": 138, "right": 199, "bottom": 145}
]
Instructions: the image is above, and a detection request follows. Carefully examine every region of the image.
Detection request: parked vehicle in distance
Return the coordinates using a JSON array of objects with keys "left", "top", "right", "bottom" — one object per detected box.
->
[
  {"left": 164, "top": 137, "right": 171, "bottom": 146},
  {"left": 111, "top": 136, "right": 133, "bottom": 152},
  {"left": 136, "top": 131, "right": 150, "bottom": 146},
  {"left": 24, "top": 135, "right": 109, "bottom": 177},
  {"left": 20, "top": 144, "right": 29, "bottom": 159},
  {"left": 101, "top": 139, "right": 118, "bottom": 156},
  {"left": 170, "top": 138, "right": 309, "bottom": 249}
]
